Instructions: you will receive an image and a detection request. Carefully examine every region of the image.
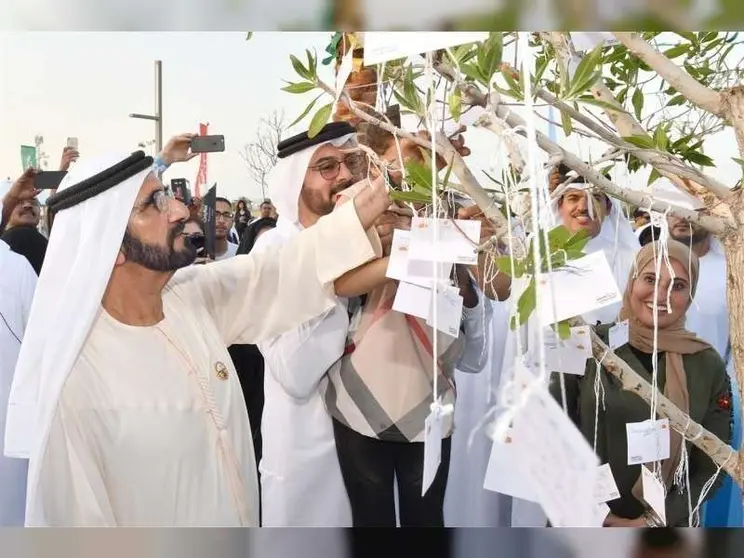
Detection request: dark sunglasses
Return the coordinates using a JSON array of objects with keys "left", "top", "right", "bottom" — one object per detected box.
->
[{"left": 308, "top": 152, "right": 366, "bottom": 180}]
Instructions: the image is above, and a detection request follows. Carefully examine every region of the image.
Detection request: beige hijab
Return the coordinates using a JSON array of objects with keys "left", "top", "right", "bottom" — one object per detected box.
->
[{"left": 619, "top": 241, "right": 712, "bottom": 500}]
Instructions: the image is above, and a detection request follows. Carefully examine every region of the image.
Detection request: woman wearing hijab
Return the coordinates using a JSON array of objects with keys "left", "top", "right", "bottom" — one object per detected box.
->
[{"left": 550, "top": 240, "right": 733, "bottom": 527}]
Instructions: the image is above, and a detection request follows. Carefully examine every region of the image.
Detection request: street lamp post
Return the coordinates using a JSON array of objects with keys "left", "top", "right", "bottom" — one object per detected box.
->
[{"left": 130, "top": 60, "right": 163, "bottom": 154}]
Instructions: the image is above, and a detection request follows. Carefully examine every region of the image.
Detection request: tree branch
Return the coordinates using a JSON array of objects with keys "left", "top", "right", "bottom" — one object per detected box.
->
[
  {"left": 542, "top": 32, "right": 734, "bottom": 215},
  {"left": 613, "top": 32, "right": 725, "bottom": 116},
  {"left": 568, "top": 317, "right": 742, "bottom": 486}
]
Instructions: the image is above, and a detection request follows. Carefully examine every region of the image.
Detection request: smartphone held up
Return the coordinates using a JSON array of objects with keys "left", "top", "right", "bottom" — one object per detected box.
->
[{"left": 191, "top": 135, "right": 225, "bottom": 153}]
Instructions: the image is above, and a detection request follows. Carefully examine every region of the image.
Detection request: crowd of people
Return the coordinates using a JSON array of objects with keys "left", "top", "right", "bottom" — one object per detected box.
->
[{"left": 0, "top": 118, "right": 740, "bottom": 529}]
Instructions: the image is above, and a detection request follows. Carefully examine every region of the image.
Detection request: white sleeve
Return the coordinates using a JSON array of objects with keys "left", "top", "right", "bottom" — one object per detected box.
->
[
  {"left": 168, "top": 202, "right": 382, "bottom": 347},
  {"left": 19, "top": 257, "right": 37, "bottom": 333},
  {"left": 258, "top": 301, "right": 350, "bottom": 400},
  {"left": 456, "top": 284, "right": 492, "bottom": 374}
]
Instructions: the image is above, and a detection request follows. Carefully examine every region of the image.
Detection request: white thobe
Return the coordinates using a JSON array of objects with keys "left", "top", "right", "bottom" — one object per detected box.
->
[
  {"left": 254, "top": 218, "right": 353, "bottom": 527},
  {"left": 25, "top": 202, "right": 380, "bottom": 526},
  {"left": 0, "top": 241, "right": 36, "bottom": 526}
]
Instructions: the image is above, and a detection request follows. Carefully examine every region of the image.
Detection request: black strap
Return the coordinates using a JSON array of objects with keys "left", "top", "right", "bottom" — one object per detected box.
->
[{"left": 47, "top": 151, "right": 154, "bottom": 214}]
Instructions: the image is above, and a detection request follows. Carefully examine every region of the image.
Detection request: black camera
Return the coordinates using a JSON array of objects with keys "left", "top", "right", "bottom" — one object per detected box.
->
[{"left": 185, "top": 233, "right": 205, "bottom": 257}]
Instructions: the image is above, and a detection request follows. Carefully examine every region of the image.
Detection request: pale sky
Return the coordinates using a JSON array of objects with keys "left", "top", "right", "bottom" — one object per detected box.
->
[{"left": 1, "top": 31, "right": 741, "bottom": 205}]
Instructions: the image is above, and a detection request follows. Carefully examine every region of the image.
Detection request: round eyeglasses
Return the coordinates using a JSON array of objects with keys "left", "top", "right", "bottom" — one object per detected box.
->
[{"left": 308, "top": 152, "right": 366, "bottom": 181}]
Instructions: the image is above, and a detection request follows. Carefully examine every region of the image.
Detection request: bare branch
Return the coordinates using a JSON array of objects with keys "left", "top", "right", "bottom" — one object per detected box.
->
[
  {"left": 614, "top": 32, "right": 725, "bottom": 116},
  {"left": 240, "top": 110, "right": 287, "bottom": 198}
]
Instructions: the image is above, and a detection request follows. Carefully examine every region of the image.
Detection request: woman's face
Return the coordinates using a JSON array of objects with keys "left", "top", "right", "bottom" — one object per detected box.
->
[{"left": 629, "top": 257, "right": 692, "bottom": 329}]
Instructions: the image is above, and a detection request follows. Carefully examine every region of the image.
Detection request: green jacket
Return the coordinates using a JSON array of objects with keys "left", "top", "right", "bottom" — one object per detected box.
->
[{"left": 548, "top": 323, "right": 733, "bottom": 527}]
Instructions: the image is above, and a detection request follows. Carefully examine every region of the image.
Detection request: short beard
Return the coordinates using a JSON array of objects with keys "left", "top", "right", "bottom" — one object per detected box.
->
[
  {"left": 301, "top": 178, "right": 355, "bottom": 218},
  {"left": 672, "top": 227, "right": 709, "bottom": 247},
  {"left": 121, "top": 223, "right": 196, "bottom": 272}
]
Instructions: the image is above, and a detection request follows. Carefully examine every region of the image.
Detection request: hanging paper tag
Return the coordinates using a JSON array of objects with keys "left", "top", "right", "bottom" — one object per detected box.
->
[
  {"left": 483, "top": 429, "right": 538, "bottom": 502},
  {"left": 641, "top": 466, "right": 667, "bottom": 526},
  {"left": 594, "top": 463, "right": 621, "bottom": 503},
  {"left": 392, "top": 281, "right": 432, "bottom": 320},
  {"left": 422, "top": 409, "right": 443, "bottom": 496},
  {"left": 510, "top": 383, "right": 600, "bottom": 527},
  {"left": 408, "top": 217, "right": 481, "bottom": 265},
  {"left": 608, "top": 320, "right": 630, "bottom": 350},
  {"left": 626, "top": 419, "right": 671, "bottom": 465},
  {"left": 335, "top": 49, "right": 354, "bottom": 102},
  {"left": 543, "top": 325, "right": 592, "bottom": 375},
  {"left": 427, "top": 286, "right": 463, "bottom": 338},
  {"left": 386, "top": 229, "right": 453, "bottom": 288}
]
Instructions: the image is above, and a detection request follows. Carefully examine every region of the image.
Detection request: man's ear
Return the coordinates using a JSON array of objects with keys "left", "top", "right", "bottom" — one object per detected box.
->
[{"left": 114, "top": 250, "right": 126, "bottom": 266}]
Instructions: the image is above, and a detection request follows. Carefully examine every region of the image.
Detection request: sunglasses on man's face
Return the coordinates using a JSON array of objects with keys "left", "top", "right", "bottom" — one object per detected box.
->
[{"left": 308, "top": 152, "right": 366, "bottom": 180}]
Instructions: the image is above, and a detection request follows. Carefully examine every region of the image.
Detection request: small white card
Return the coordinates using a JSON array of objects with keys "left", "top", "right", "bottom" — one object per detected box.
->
[
  {"left": 408, "top": 217, "right": 481, "bottom": 265},
  {"left": 594, "top": 463, "right": 621, "bottom": 504},
  {"left": 569, "top": 32, "right": 621, "bottom": 52},
  {"left": 422, "top": 410, "right": 443, "bottom": 496},
  {"left": 387, "top": 229, "right": 453, "bottom": 288},
  {"left": 427, "top": 286, "right": 463, "bottom": 338},
  {"left": 609, "top": 320, "right": 630, "bottom": 350},
  {"left": 335, "top": 49, "right": 354, "bottom": 102},
  {"left": 483, "top": 429, "right": 539, "bottom": 502},
  {"left": 544, "top": 325, "right": 593, "bottom": 376},
  {"left": 392, "top": 281, "right": 432, "bottom": 320},
  {"left": 641, "top": 466, "right": 667, "bottom": 526},
  {"left": 511, "top": 381, "right": 600, "bottom": 527},
  {"left": 537, "top": 251, "right": 622, "bottom": 326},
  {"left": 626, "top": 419, "right": 671, "bottom": 465}
]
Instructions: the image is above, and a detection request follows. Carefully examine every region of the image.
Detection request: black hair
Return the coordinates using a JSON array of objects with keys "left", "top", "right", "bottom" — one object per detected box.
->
[
  {"left": 215, "top": 197, "right": 232, "bottom": 207},
  {"left": 261, "top": 199, "right": 272, "bottom": 206},
  {"left": 555, "top": 162, "right": 612, "bottom": 183},
  {"left": 237, "top": 217, "right": 277, "bottom": 255}
]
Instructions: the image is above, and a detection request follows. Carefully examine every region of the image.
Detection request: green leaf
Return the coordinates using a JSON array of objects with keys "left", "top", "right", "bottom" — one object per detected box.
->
[
  {"left": 666, "top": 94, "right": 686, "bottom": 107},
  {"left": 495, "top": 256, "right": 525, "bottom": 278},
  {"left": 281, "top": 81, "right": 316, "bottom": 94},
  {"left": 511, "top": 278, "right": 537, "bottom": 329},
  {"left": 554, "top": 320, "right": 572, "bottom": 341},
  {"left": 448, "top": 87, "right": 462, "bottom": 122},
  {"left": 500, "top": 67, "right": 523, "bottom": 100},
  {"left": 389, "top": 190, "right": 432, "bottom": 204},
  {"left": 577, "top": 97, "right": 625, "bottom": 113},
  {"left": 479, "top": 32, "right": 503, "bottom": 84},
  {"left": 307, "top": 103, "right": 333, "bottom": 138},
  {"left": 566, "top": 43, "right": 603, "bottom": 98},
  {"left": 290, "top": 54, "right": 313, "bottom": 81},
  {"left": 732, "top": 157, "right": 744, "bottom": 166},
  {"left": 245, "top": 32, "right": 253, "bottom": 41},
  {"left": 288, "top": 94, "right": 323, "bottom": 127},
  {"left": 632, "top": 88, "right": 644, "bottom": 121},
  {"left": 647, "top": 167, "right": 662, "bottom": 186},
  {"left": 560, "top": 109, "right": 573, "bottom": 137},
  {"left": 653, "top": 125, "right": 668, "bottom": 151},
  {"left": 306, "top": 49, "right": 317, "bottom": 79},
  {"left": 676, "top": 32, "right": 697, "bottom": 44},
  {"left": 564, "top": 228, "right": 591, "bottom": 252},
  {"left": 622, "top": 134, "right": 655, "bottom": 149},
  {"left": 662, "top": 44, "right": 689, "bottom": 58},
  {"left": 547, "top": 225, "right": 572, "bottom": 251},
  {"left": 404, "top": 159, "right": 434, "bottom": 190},
  {"left": 460, "top": 62, "right": 483, "bottom": 83},
  {"left": 685, "top": 151, "right": 715, "bottom": 167}
]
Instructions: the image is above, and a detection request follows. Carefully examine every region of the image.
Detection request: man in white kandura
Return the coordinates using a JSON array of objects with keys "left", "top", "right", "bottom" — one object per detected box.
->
[
  {"left": 0, "top": 180, "right": 38, "bottom": 526},
  {"left": 3, "top": 134, "right": 389, "bottom": 527},
  {"left": 254, "top": 121, "right": 372, "bottom": 527}
]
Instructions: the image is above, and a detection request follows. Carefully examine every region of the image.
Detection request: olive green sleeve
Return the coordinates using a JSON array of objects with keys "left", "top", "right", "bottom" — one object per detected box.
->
[
  {"left": 548, "top": 371, "right": 582, "bottom": 425},
  {"left": 665, "top": 352, "right": 734, "bottom": 526}
]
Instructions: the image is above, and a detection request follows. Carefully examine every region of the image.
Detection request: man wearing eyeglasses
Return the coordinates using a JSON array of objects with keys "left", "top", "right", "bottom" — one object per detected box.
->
[{"left": 214, "top": 197, "right": 239, "bottom": 261}]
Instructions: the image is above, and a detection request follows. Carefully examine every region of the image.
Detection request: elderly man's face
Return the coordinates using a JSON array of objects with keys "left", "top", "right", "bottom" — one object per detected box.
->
[
  {"left": 120, "top": 173, "right": 194, "bottom": 272},
  {"left": 9, "top": 199, "right": 41, "bottom": 228},
  {"left": 300, "top": 142, "right": 364, "bottom": 221},
  {"left": 557, "top": 187, "right": 610, "bottom": 238}
]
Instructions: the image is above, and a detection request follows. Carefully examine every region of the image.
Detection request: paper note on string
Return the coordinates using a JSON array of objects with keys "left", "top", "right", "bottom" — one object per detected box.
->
[
  {"left": 542, "top": 325, "right": 593, "bottom": 375},
  {"left": 334, "top": 49, "right": 354, "bottom": 102},
  {"left": 569, "top": 32, "right": 620, "bottom": 52},
  {"left": 386, "top": 229, "right": 453, "bottom": 288},
  {"left": 392, "top": 281, "right": 432, "bottom": 320},
  {"left": 427, "top": 286, "right": 463, "bottom": 338},
  {"left": 363, "top": 32, "right": 489, "bottom": 65},
  {"left": 626, "top": 419, "right": 671, "bottom": 465},
  {"left": 641, "top": 466, "right": 667, "bottom": 526},
  {"left": 510, "top": 382, "right": 600, "bottom": 527},
  {"left": 609, "top": 320, "right": 629, "bottom": 350},
  {"left": 536, "top": 250, "right": 622, "bottom": 326},
  {"left": 408, "top": 217, "right": 481, "bottom": 265},
  {"left": 483, "top": 428, "right": 539, "bottom": 502},
  {"left": 594, "top": 463, "right": 621, "bottom": 504}
]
